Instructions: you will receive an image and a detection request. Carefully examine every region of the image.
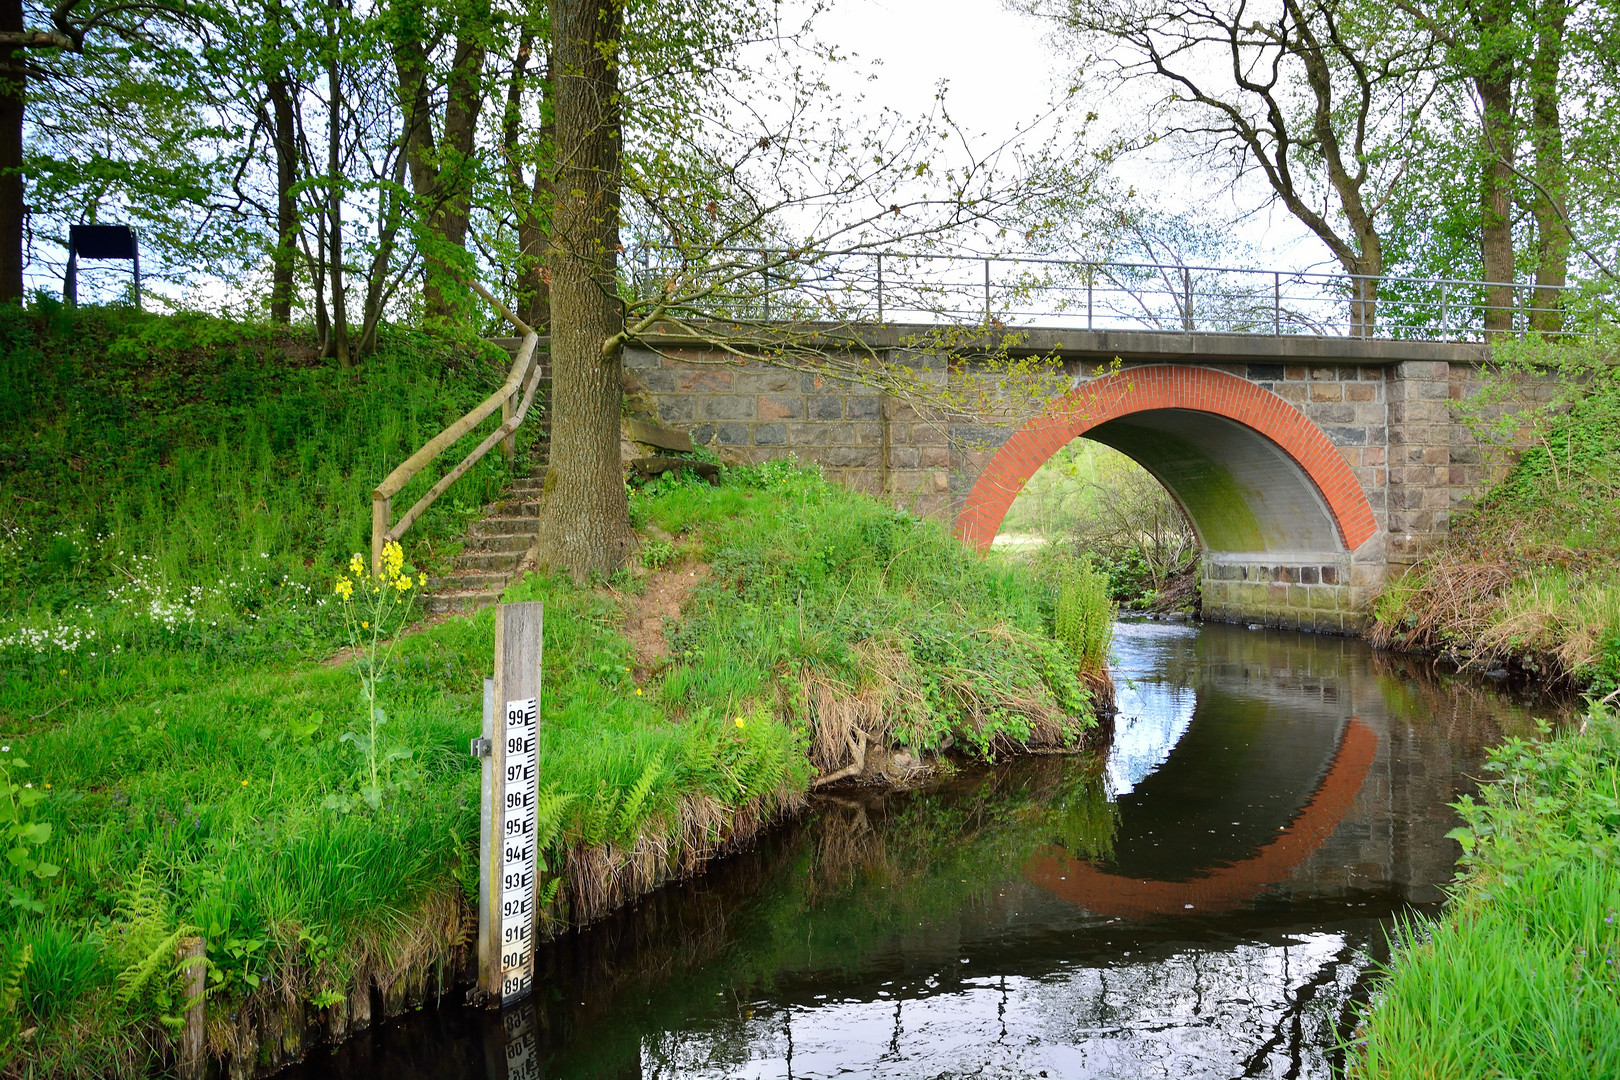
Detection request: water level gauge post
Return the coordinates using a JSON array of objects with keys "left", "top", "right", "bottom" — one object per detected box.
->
[{"left": 478, "top": 601, "right": 544, "bottom": 1006}]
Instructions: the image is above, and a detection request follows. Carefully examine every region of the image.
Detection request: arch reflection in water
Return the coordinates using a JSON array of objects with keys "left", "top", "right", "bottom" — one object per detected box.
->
[{"left": 291, "top": 622, "right": 1554, "bottom": 1080}]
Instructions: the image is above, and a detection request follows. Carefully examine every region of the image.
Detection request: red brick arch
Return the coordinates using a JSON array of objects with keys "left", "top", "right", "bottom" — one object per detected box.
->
[{"left": 954, "top": 365, "right": 1379, "bottom": 551}]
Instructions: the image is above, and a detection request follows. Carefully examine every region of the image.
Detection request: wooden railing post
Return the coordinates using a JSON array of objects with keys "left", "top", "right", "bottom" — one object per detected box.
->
[
  {"left": 371, "top": 494, "right": 390, "bottom": 576},
  {"left": 500, "top": 392, "right": 516, "bottom": 462}
]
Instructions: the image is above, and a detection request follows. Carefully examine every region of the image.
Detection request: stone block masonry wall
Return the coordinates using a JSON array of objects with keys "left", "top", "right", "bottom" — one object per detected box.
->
[
  {"left": 623, "top": 345, "right": 960, "bottom": 518},
  {"left": 1200, "top": 553, "right": 1381, "bottom": 634}
]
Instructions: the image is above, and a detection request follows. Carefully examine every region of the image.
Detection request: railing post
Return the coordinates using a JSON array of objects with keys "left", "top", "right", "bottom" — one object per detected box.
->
[
  {"left": 500, "top": 392, "right": 516, "bottom": 462},
  {"left": 1439, "top": 281, "right": 1449, "bottom": 338},
  {"left": 1181, "top": 266, "right": 1193, "bottom": 331},
  {"left": 1273, "top": 272, "right": 1281, "bottom": 336},
  {"left": 875, "top": 253, "right": 884, "bottom": 323},
  {"left": 983, "top": 258, "right": 992, "bottom": 322},
  {"left": 371, "top": 494, "right": 390, "bottom": 576},
  {"left": 1087, "top": 268, "right": 1094, "bottom": 330}
]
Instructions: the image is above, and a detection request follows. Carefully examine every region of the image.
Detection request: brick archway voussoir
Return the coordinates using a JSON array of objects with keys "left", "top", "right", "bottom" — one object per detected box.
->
[{"left": 956, "top": 366, "right": 1379, "bottom": 551}]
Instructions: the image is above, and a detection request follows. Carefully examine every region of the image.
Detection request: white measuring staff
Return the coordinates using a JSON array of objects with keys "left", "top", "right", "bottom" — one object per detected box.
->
[{"left": 498, "top": 695, "right": 538, "bottom": 1001}]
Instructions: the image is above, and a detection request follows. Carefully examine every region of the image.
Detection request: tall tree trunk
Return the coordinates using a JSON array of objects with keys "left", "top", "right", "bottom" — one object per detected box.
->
[
  {"left": 536, "top": 0, "right": 634, "bottom": 577},
  {"left": 502, "top": 28, "right": 552, "bottom": 331},
  {"left": 326, "top": 27, "right": 351, "bottom": 367},
  {"left": 395, "top": 15, "right": 488, "bottom": 322},
  {"left": 1528, "top": 0, "right": 1569, "bottom": 332},
  {"left": 0, "top": 0, "right": 25, "bottom": 305},
  {"left": 1476, "top": 0, "right": 1517, "bottom": 334},
  {"left": 268, "top": 73, "right": 300, "bottom": 324}
]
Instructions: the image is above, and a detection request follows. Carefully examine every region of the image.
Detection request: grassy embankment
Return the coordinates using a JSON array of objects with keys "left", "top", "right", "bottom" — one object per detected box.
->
[
  {"left": 1350, "top": 705, "right": 1620, "bottom": 1078},
  {"left": 0, "top": 307, "right": 1108, "bottom": 1077},
  {"left": 1372, "top": 340, "right": 1620, "bottom": 690}
]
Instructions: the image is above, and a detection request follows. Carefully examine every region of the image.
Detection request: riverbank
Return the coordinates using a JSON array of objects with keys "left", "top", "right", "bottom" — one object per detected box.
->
[
  {"left": 1371, "top": 343, "right": 1620, "bottom": 690},
  {"left": 0, "top": 457, "right": 1107, "bottom": 1078},
  {"left": 1350, "top": 701, "right": 1620, "bottom": 1077}
]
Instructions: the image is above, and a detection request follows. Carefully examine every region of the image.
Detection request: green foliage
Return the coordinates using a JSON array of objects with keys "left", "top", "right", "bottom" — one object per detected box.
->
[
  {"left": 0, "top": 944, "right": 32, "bottom": 1057},
  {"left": 109, "top": 863, "right": 196, "bottom": 1032},
  {"left": 999, "top": 440, "right": 1197, "bottom": 608},
  {"left": 1053, "top": 556, "right": 1115, "bottom": 672},
  {"left": 1352, "top": 710, "right": 1620, "bottom": 1078},
  {"left": 1, "top": 744, "right": 60, "bottom": 914}
]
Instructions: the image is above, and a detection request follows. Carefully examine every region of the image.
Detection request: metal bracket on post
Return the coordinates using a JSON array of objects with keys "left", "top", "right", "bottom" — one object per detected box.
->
[{"left": 479, "top": 603, "right": 544, "bottom": 1007}]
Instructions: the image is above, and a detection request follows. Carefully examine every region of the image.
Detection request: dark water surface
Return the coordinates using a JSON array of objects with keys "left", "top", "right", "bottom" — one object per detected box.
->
[{"left": 294, "top": 621, "right": 1564, "bottom": 1079}]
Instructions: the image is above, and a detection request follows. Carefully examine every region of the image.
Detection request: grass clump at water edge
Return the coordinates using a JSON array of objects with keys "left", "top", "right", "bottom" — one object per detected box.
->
[{"left": 1349, "top": 706, "right": 1620, "bottom": 1079}]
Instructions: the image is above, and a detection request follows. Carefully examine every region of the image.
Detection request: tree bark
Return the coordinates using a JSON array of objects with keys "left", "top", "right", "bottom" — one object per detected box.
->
[
  {"left": 267, "top": 72, "right": 299, "bottom": 323},
  {"left": 395, "top": 12, "right": 488, "bottom": 321},
  {"left": 502, "top": 28, "right": 552, "bottom": 331},
  {"left": 1528, "top": 0, "right": 1569, "bottom": 332},
  {"left": 0, "top": 0, "right": 25, "bottom": 305},
  {"left": 536, "top": 0, "right": 635, "bottom": 577},
  {"left": 325, "top": 21, "right": 351, "bottom": 367},
  {"left": 1475, "top": 0, "right": 1517, "bottom": 334}
]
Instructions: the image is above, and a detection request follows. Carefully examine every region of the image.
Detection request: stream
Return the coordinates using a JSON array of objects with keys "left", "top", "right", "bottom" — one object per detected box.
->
[{"left": 291, "top": 619, "right": 1562, "bottom": 1079}]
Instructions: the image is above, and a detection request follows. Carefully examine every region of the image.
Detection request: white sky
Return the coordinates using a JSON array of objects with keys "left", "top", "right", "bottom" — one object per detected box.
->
[{"left": 816, "top": 0, "right": 1328, "bottom": 269}]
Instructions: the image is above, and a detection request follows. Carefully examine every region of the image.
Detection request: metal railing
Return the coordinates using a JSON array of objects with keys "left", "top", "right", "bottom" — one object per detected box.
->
[
  {"left": 625, "top": 248, "right": 1582, "bottom": 342},
  {"left": 370, "top": 282, "right": 543, "bottom": 575}
]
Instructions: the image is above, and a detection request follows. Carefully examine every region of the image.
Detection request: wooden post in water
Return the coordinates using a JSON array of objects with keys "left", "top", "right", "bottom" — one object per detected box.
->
[{"left": 476, "top": 602, "right": 544, "bottom": 1006}]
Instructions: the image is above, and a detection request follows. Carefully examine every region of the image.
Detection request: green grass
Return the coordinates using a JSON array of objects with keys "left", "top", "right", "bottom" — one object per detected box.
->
[
  {"left": 0, "top": 302, "right": 534, "bottom": 717},
  {"left": 1350, "top": 708, "right": 1620, "bottom": 1079},
  {"left": 0, "top": 310, "right": 1108, "bottom": 1076}
]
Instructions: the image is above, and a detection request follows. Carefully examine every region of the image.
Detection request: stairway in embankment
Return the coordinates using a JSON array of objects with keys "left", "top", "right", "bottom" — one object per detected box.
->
[{"left": 424, "top": 368, "right": 550, "bottom": 614}]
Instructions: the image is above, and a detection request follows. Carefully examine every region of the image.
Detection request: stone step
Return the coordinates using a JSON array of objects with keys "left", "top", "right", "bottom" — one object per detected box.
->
[
  {"left": 429, "top": 569, "right": 514, "bottom": 591},
  {"left": 426, "top": 591, "right": 501, "bottom": 614},
  {"left": 462, "top": 532, "right": 534, "bottom": 553},
  {"left": 492, "top": 498, "right": 541, "bottom": 517},
  {"left": 452, "top": 550, "right": 526, "bottom": 573},
  {"left": 468, "top": 515, "right": 539, "bottom": 537}
]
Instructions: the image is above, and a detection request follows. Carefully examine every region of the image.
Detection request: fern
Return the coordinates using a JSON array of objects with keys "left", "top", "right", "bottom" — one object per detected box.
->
[
  {"left": 0, "top": 945, "right": 32, "bottom": 1055},
  {"left": 615, "top": 753, "right": 665, "bottom": 841},
  {"left": 110, "top": 860, "right": 197, "bottom": 1033},
  {"left": 532, "top": 788, "right": 576, "bottom": 871}
]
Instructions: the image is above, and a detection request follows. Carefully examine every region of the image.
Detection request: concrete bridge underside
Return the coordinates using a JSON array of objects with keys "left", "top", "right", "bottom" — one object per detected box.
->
[{"left": 612, "top": 326, "right": 1509, "bottom": 634}]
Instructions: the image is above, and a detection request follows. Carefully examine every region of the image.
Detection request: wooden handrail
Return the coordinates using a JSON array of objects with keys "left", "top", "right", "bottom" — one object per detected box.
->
[{"left": 370, "top": 285, "right": 545, "bottom": 574}]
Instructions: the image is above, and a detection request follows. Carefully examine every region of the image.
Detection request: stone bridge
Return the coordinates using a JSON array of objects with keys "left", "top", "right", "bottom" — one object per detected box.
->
[{"left": 614, "top": 326, "right": 1507, "bottom": 633}]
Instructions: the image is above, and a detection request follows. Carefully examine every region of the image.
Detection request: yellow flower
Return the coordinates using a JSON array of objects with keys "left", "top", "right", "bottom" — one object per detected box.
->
[
  {"left": 241, "top": 779, "right": 249, "bottom": 786},
  {"left": 735, "top": 717, "right": 745, "bottom": 728},
  {"left": 334, "top": 578, "right": 353, "bottom": 600},
  {"left": 348, "top": 554, "right": 366, "bottom": 577},
  {"left": 635, "top": 688, "right": 643, "bottom": 696},
  {"left": 395, "top": 576, "right": 411, "bottom": 592},
  {"left": 418, "top": 573, "right": 427, "bottom": 586},
  {"left": 59, "top": 668, "right": 67, "bottom": 676},
  {"left": 43, "top": 783, "right": 51, "bottom": 790},
  {"left": 361, "top": 621, "right": 369, "bottom": 630}
]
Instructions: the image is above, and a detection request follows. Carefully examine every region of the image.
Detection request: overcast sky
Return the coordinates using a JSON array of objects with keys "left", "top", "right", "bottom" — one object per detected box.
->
[{"left": 814, "top": 0, "right": 1328, "bottom": 270}]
